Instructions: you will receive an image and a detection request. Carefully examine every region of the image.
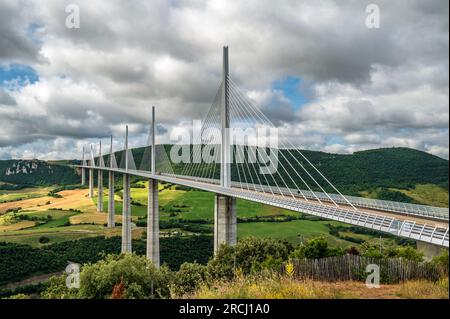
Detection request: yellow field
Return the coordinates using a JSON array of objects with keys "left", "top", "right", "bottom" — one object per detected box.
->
[
  {"left": 70, "top": 212, "right": 141, "bottom": 225},
  {"left": 0, "top": 189, "right": 98, "bottom": 214},
  {"left": 0, "top": 223, "right": 145, "bottom": 247},
  {"left": 0, "top": 220, "right": 36, "bottom": 232}
]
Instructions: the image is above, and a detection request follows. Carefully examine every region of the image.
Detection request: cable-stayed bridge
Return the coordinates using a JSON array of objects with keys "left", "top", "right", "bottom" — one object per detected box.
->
[{"left": 73, "top": 47, "right": 449, "bottom": 267}]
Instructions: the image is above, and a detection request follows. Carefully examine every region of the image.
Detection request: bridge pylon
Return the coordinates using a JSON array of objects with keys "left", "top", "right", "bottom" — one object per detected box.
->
[
  {"left": 147, "top": 106, "right": 160, "bottom": 267},
  {"left": 89, "top": 144, "right": 94, "bottom": 198},
  {"left": 214, "top": 195, "right": 237, "bottom": 254},
  {"left": 214, "top": 46, "right": 237, "bottom": 255},
  {"left": 107, "top": 135, "right": 115, "bottom": 227},
  {"left": 220, "top": 46, "right": 231, "bottom": 188},
  {"left": 97, "top": 140, "right": 104, "bottom": 212},
  {"left": 121, "top": 125, "right": 132, "bottom": 253},
  {"left": 81, "top": 146, "right": 86, "bottom": 185}
]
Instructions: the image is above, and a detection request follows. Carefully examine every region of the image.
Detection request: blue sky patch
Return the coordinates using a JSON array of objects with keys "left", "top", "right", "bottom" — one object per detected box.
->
[
  {"left": 0, "top": 64, "right": 39, "bottom": 88},
  {"left": 272, "top": 76, "right": 309, "bottom": 109}
]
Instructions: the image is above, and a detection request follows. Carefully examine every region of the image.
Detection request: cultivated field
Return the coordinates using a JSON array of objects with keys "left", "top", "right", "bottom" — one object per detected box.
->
[{"left": 0, "top": 183, "right": 405, "bottom": 248}]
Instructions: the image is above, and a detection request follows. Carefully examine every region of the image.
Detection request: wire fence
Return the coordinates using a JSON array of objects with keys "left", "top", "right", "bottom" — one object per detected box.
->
[{"left": 282, "top": 255, "right": 448, "bottom": 283}]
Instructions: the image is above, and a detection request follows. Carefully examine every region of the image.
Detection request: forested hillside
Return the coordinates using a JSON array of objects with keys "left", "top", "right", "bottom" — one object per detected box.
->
[
  {"left": 0, "top": 147, "right": 448, "bottom": 205},
  {"left": 105, "top": 146, "right": 449, "bottom": 202},
  {"left": 0, "top": 160, "right": 79, "bottom": 189}
]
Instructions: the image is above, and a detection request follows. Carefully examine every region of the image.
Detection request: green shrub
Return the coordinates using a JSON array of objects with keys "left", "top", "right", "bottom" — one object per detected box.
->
[
  {"left": 361, "top": 243, "right": 424, "bottom": 262},
  {"left": 207, "top": 237, "right": 291, "bottom": 280},
  {"left": 431, "top": 249, "right": 449, "bottom": 269},
  {"left": 290, "top": 237, "right": 344, "bottom": 259},
  {"left": 38, "top": 236, "right": 50, "bottom": 244},
  {"left": 42, "top": 254, "right": 172, "bottom": 299},
  {"left": 388, "top": 246, "right": 424, "bottom": 262},
  {"left": 170, "top": 262, "right": 208, "bottom": 297}
]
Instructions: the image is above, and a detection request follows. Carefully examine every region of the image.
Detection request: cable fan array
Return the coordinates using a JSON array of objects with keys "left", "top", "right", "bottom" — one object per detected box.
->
[{"left": 84, "top": 76, "right": 356, "bottom": 212}]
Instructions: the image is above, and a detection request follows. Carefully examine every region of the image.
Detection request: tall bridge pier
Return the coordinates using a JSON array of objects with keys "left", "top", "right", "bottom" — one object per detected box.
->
[
  {"left": 214, "top": 195, "right": 237, "bottom": 253},
  {"left": 146, "top": 106, "right": 160, "bottom": 267},
  {"left": 147, "top": 179, "right": 159, "bottom": 267},
  {"left": 121, "top": 126, "right": 132, "bottom": 253},
  {"left": 98, "top": 170, "right": 103, "bottom": 212},
  {"left": 81, "top": 147, "right": 86, "bottom": 185},
  {"left": 214, "top": 46, "right": 237, "bottom": 255},
  {"left": 97, "top": 141, "right": 104, "bottom": 212},
  {"left": 81, "top": 168, "right": 86, "bottom": 186},
  {"left": 107, "top": 171, "right": 115, "bottom": 227},
  {"left": 89, "top": 168, "right": 94, "bottom": 198},
  {"left": 107, "top": 136, "right": 115, "bottom": 228}
]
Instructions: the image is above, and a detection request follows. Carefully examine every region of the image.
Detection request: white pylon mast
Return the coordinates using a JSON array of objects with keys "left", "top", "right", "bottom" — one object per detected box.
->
[
  {"left": 125, "top": 125, "right": 129, "bottom": 171},
  {"left": 221, "top": 46, "right": 231, "bottom": 188},
  {"left": 110, "top": 135, "right": 113, "bottom": 168},
  {"left": 151, "top": 106, "right": 156, "bottom": 175},
  {"left": 98, "top": 140, "right": 102, "bottom": 166}
]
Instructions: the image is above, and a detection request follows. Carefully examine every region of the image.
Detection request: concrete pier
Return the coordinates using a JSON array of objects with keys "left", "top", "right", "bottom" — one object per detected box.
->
[
  {"left": 97, "top": 170, "right": 103, "bottom": 212},
  {"left": 107, "top": 171, "right": 115, "bottom": 227},
  {"left": 121, "top": 174, "right": 132, "bottom": 253},
  {"left": 146, "top": 179, "right": 160, "bottom": 267},
  {"left": 81, "top": 168, "right": 85, "bottom": 185},
  {"left": 89, "top": 168, "right": 94, "bottom": 198},
  {"left": 214, "top": 194, "right": 237, "bottom": 254},
  {"left": 417, "top": 241, "right": 445, "bottom": 260}
]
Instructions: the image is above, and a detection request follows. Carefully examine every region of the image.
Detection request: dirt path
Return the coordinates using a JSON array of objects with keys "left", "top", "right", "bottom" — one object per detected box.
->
[{"left": 3, "top": 271, "right": 64, "bottom": 290}]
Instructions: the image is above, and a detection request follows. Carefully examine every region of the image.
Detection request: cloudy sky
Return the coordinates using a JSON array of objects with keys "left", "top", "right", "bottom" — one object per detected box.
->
[{"left": 0, "top": 0, "right": 448, "bottom": 160}]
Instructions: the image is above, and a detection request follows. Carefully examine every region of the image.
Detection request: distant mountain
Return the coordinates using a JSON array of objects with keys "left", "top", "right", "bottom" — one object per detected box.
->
[
  {"left": 0, "top": 147, "right": 448, "bottom": 206},
  {"left": 0, "top": 159, "right": 79, "bottom": 189}
]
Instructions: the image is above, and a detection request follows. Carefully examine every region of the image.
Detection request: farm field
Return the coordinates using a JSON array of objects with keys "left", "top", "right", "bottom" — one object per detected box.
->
[
  {"left": 0, "top": 187, "right": 53, "bottom": 204},
  {"left": 0, "top": 182, "right": 402, "bottom": 250},
  {"left": 0, "top": 189, "right": 97, "bottom": 214}
]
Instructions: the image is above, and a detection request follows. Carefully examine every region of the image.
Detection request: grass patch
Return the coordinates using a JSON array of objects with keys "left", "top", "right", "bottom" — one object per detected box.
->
[
  {"left": 27, "top": 210, "right": 80, "bottom": 229},
  {"left": 360, "top": 184, "right": 449, "bottom": 207},
  {"left": 0, "top": 187, "right": 53, "bottom": 204},
  {"left": 395, "top": 278, "right": 449, "bottom": 299},
  {"left": 393, "top": 184, "right": 449, "bottom": 207},
  {"left": 238, "top": 219, "right": 358, "bottom": 247},
  {"left": 186, "top": 275, "right": 449, "bottom": 299}
]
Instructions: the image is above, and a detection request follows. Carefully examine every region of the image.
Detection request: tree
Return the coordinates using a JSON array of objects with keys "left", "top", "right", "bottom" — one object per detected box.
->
[
  {"left": 207, "top": 237, "right": 291, "bottom": 280},
  {"left": 431, "top": 249, "right": 449, "bottom": 269},
  {"left": 290, "top": 237, "right": 344, "bottom": 259},
  {"left": 170, "top": 262, "right": 207, "bottom": 297},
  {"left": 42, "top": 254, "right": 172, "bottom": 299},
  {"left": 388, "top": 246, "right": 423, "bottom": 262}
]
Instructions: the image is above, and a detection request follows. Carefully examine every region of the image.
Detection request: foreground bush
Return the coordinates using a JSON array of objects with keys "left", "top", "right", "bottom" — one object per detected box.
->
[
  {"left": 42, "top": 254, "right": 171, "bottom": 299},
  {"left": 170, "top": 262, "right": 208, "bottom": 297},
  {"left": 207, "top": 237, "right": 291, "bottom": 280},
  {"left": 360, "top": 242, "right": 424, "bottom": 261},
  {"left": 431, "top": 250, "right": 449, "bottom": 270},
  {"left": 289, "top": 237, "right": 344, "bottom": 259}
]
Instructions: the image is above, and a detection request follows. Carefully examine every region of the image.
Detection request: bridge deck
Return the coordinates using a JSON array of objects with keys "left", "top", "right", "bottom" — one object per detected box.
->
[{"left": 73, "top": 165, "right": 449, "bottom": 247}]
